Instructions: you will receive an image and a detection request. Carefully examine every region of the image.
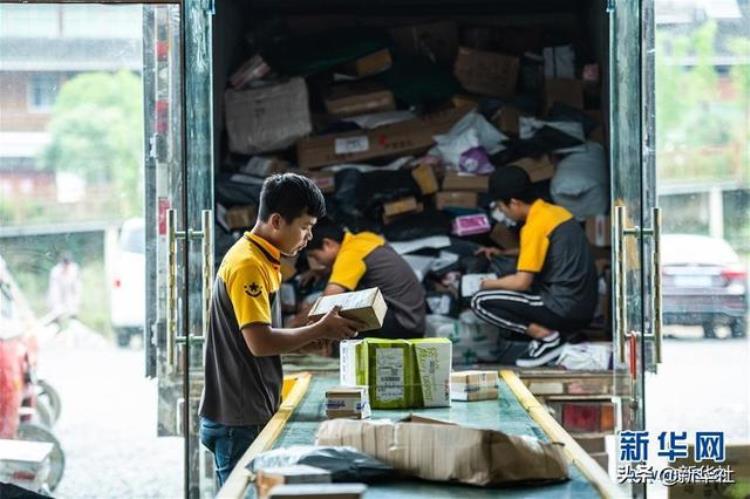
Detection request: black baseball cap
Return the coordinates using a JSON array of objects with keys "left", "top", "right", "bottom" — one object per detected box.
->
[{"left": 489, "top": 165, "right": 532, "bottom": 203}]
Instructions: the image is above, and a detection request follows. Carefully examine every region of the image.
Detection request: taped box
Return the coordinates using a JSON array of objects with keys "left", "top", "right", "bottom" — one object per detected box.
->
[
  {"left": 316, "top": 416, "right": 568, "bottom": 486},
  {"left": 341, "top": 49, "right": 392, "bottom": 77},
  {"left": 450, "top": 370, "right": 500, "bottom": 402},
  {"left": 256, "top": 465, "right": 331, "bottom": 499},
  {"left": 339, "top": 338, "right": 452, "bottom": 409},
  {"left": 435, "top": 191, "right": 478, "bottom": 210},
  {"left": 442, "top": 173, "right": 489, "bottom": 192},
  {"left": 324, "top": 82, "right": 396, "bottom": 117},
  {"left": 225, "top": 77, "right": 312, "bottom": 155},
  {"left": 308, "top": 287, "right": 387, "bottom": 332},
  {"left": 383, "top": 197, "right": 419, "bottom": 218},
  {"left": 297, "top": 106, "right": 471, "bottom": 169},
  {"left": 411, "top": 162, "right": 439, "bottom": 195},
  {"left": 454, "top": 47, "right": 519, "bottom": 98},
  {"left": 325, "top": 386, "right": 371, "bottom": 419},
  {"left": 511, "top": 156, "right": 555, "bottom": 183}
]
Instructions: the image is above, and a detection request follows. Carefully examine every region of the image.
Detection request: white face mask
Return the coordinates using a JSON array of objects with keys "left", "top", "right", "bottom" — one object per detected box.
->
[{"left": 491, "top": 205, "right": 516, "bottom": 227}]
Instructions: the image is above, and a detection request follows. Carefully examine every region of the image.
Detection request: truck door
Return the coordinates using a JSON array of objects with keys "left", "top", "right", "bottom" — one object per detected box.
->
[
  {"left": 609, "top": 0, "right": 659, "bottom": 496},
  {"left": 142, "top": 1, "right": 214, "bottom": 497}
]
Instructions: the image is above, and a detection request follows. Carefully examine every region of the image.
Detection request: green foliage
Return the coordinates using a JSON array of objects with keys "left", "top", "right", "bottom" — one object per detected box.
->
[
  {"left": 40, "top": 71, "right": 144, "bottom": 218},
  {"left": 656, "top": 21, "right": 749, "bottom": 184}
]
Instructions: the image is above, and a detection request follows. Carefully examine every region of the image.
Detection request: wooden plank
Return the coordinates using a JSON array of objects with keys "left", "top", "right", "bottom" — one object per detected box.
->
[
  {"left": 500, "top": 370, "right": 626, "bottom": 499},
  {"left": 218, "top": 372, "right": 312, "bottom": 499}
]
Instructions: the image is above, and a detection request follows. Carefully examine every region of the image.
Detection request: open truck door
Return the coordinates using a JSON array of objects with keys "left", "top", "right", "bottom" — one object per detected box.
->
[
  {"left": 610, "top": 0, "right": 661, "bottom": 496},
  {"left": 142, "top": 2, "right": 214, "bottom": 497}
]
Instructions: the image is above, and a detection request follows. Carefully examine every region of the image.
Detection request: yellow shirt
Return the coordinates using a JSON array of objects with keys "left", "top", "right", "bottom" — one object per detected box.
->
[
  {"left": 218, "top": 232, "right": 282, "bottom": 327},
  {"left": 517, "top": 200, "right": 574, "bottom": 273},
  {"left": 329, "top": 231, "right": 385, "bottom": 290}
]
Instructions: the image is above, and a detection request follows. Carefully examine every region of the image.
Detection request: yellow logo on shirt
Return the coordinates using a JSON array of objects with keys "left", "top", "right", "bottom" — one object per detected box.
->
[{"left": 244, "top": 282, "right": 262, "bottom": 297}]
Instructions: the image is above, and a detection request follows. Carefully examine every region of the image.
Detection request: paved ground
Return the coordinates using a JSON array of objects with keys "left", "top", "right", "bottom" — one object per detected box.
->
[
  {"left": 36, "top": 324, "right": 182, "bottom": 499},
  {"left": 31, "top": 322, "right": 748, "bottom": 498}
]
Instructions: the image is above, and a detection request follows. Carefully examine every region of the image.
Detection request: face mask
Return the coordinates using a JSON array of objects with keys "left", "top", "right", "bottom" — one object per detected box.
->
[{"left": 491, "top": 205, "right": 516, "bottom": 227}]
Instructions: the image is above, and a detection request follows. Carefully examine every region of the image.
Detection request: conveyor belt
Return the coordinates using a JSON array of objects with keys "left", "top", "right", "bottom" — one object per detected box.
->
[{"left": 244, "top": 371, "right": 605, "bottom": 498}]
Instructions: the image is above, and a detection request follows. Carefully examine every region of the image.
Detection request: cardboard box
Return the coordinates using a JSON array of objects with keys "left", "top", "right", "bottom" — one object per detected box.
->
[
  {"left": 411, "top": 163, "right": 439, "bottom": 195},
  {"left": 442, "top": 173, "right": 488, "bottom": 192},
  {"left": 308, "top": 288, "right": 387, "bottom": 332},
  {"left": 549, "top": 401, "right": 615, "bottom": 433},
  {"left": 325, "top": 386, "right": 371, "bottom": 419},
  {"left": 268, "top": 483, "right": 366, "bottom": 499},
  {"left": 492, "top": 106, "right": 521, "bottom": 136},
  {"left": 297, "top": 106, "right": 471, "bottom": 169},
  {"left": 451, "top": 370, "right": 499, "bottom": 387},
  {"left": 342, "top": 49, "right": 392, "bottom": 77},
  {"left": 239, "top": 156, "right": 289, "bottom": 177},
  {"left": 511, "top": 156, "right": 555, "bottom": 183},
  {"left": 544, "top": 78, "right": 584, "bottom": 112},
  {"left": 316, "top": 416, "right": 568, "bottom": 486},
  {"left": 452, "top": 213, "right": 491, "bottom": 237},
  {"left": 324, "top": 83, "right": 396, "bottom": 117},
  {"left": 383, "top": 197, "right": 419, "bottom": 218},
  {"left": 304, "top": 171, "right": 335, "bottom": 194},
  {"left": 256, "top": 465, "right": 331, "bottom": 499},
  {"left": 489, "top": 223, "right": 519, "bottom": 250},
  {"left": 435, "top": 191, "right": 478, "bottom": 210},
  {"left": 389, "top": 21, "right": 459, "bottom": 66},
  {"left": 586, "top": 215, "right": 611, "bottom": 247},
  {"left": 451, "top": 387, "right": 499, "bottom": 401},
  {"left": 225, "top": 205, "right": 257, "bottom": 230},
  {"left": 339, "top": 338, "right": 452, "bottom": 409},
  {"left": 450, "top": 370, "right": 499, "bottom": 402},
  {"left": 225, "top": 78, "right": 312, "bottom": 155},
  {"left": 454, "top": 47, "right": 519, "bottom": 98}
]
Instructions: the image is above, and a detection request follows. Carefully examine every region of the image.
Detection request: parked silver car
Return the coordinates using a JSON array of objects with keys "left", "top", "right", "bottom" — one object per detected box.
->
[{"left": 662, "top": 234, "right": 748, "bottom": 338}]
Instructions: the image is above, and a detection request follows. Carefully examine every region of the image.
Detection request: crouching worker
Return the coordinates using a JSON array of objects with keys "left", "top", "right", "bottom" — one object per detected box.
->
[
  {"left": 471, "top": 166, "right": 598, "bottom": 368},
  {"left": 303, "top": 217, "right": 426, "bottom": 339},
  {"left": 199, "top": 174, "right": 364, "bottom": 487}
]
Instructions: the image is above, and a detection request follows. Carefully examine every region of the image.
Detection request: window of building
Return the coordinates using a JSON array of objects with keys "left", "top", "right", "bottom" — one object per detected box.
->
[{"left": 28, "top": 74, "right": 60, "bottom": 112}]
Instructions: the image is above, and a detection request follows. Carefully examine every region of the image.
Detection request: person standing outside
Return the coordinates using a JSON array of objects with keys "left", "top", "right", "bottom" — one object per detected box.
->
[{"left": 47, "top": 252, "right": 81, "bottom": 327}]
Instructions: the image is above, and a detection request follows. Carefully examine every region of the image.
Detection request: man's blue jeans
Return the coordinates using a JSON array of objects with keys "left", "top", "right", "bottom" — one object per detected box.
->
[{"left": 199, "top": 417, "right": 261, "bottom": 487}]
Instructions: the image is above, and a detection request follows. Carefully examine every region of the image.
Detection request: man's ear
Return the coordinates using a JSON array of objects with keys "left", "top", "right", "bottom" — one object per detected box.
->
[{"left": 269, "top": 213, "right": 283, "bottom": 230}]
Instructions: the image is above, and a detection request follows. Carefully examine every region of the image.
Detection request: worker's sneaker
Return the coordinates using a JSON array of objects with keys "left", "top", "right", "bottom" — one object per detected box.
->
[{"left": 515, "top": 332, "right": 564, "bottom": 368}]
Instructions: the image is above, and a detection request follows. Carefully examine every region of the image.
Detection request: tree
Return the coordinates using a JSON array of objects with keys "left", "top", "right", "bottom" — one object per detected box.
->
[{"left": 40, "top": 71, "right": 144, "bottom": 217}]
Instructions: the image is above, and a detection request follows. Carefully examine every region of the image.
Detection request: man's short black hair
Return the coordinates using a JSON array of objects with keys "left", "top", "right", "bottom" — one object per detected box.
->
[
  {"left": 307, "top": 217, "right": 345, "bottom": 251},
  {"left": 489, "top": 165, "right": 539, "bottom": 205},
  {"left": 258, "top": 173, "right": 326, "bottom": 223}
]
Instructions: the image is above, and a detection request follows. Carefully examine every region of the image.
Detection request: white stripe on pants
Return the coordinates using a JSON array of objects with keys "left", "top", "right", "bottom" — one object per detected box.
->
[{"left": 471, "top": 290, "right": 544, "bottom": 335}]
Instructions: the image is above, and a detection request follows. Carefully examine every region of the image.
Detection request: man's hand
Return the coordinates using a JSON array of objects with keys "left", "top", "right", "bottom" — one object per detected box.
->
[
  {"left": 316, "top": 306, "right": 363, "bottom": 341},
  {"left": 475, "top": 246, "right": 504, "bottom": 259}
]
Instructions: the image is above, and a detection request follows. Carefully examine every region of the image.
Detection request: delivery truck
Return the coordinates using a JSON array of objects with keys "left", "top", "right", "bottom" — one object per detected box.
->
[{"left": 138, "top": 0, "right": 662, "bottom": 497}]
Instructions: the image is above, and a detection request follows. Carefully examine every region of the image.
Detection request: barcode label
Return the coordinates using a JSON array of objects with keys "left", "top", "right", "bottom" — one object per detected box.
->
[{"left": 335, "top": 136, "right": 369, "bottom": 154}]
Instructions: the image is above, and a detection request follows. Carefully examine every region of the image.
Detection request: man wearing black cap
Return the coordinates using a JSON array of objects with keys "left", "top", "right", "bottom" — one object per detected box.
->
[{"left": 471, "top": 165, "right": 598, "bottom": 367}]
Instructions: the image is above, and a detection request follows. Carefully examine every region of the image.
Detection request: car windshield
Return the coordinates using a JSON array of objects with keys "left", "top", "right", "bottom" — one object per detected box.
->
[
  {"left": 662, "top": 234, "right": 739, "bottom": 266},
  {"left": 119, "top": 221, "right": 145, "bottom": 254}
]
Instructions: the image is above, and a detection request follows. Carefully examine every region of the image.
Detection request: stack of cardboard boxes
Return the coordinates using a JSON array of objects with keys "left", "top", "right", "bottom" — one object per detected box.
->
[{"left": 218, "top": 16, "right": 613, "bottom": 358}]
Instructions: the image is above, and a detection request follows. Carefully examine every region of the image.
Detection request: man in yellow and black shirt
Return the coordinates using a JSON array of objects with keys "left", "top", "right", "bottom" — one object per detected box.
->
[
  {"left": 199, "top": 174, "right": 362, "bottom": 486},
  {"left": 471, "top": 165, "right": 598, "bottom": 368},
  {"left": 305, "top": 218, "right": 426, "bottom": 339}
]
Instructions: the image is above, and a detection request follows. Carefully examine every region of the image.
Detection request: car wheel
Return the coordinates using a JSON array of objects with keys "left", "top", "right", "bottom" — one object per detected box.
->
[
  {"left": 730, "top": 318, "right": 747, "bottom": 338},
  {"left": 702, "top": 322, "right": 717, "bottom": 339},
  {"left": 17, "top": 422, "right": 65, "bottom": 492}
]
